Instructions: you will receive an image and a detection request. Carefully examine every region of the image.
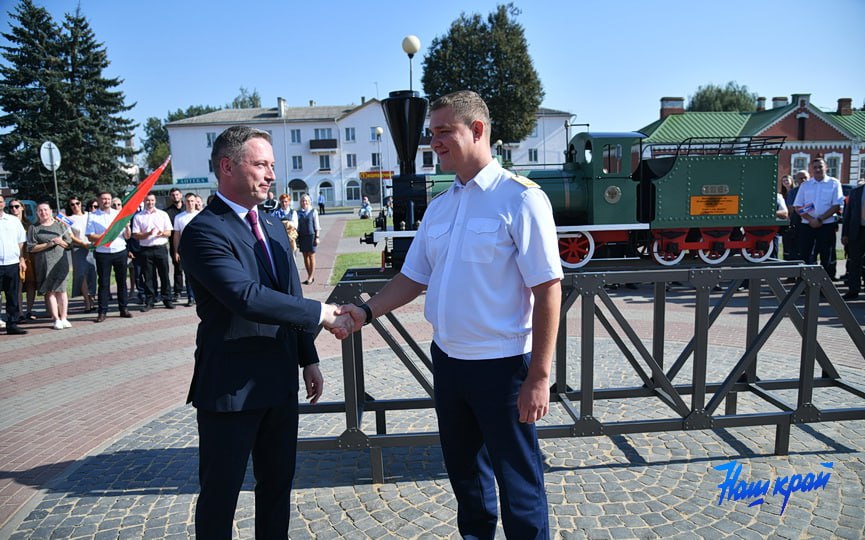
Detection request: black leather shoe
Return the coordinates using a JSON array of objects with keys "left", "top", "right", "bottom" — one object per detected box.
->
[
  {"left": 95, "top": 313, "right": 107, "bottom": 323},
  {"left": 186, "top": 299, "right": 195, "bottom": 307},
  {"left": 842, "top": 291, "right": 860, "bottom": 301},
  {"left": 163, "top": 300, "right": 175, "bottom": 309},
  {"left": 6, "top": 325, "right": 28, "bottom": 335},
  {"left": 140, "top": 304, "right": 153, "bottom": 312},
  {"left": 120, "top": 310, "right": 133, "bottom": 318}
]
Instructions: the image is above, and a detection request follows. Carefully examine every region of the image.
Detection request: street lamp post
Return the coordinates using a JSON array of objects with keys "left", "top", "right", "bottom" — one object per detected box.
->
[
  {"left": 375, "top": 126, "right": 384, "bottom": 208},
  {"left": 401, "top": 35, "right": 420, "bottom": 92}
]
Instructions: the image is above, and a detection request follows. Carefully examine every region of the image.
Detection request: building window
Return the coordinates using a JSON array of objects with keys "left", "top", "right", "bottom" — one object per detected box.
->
[
  {"left": 422, "top": 151, "right": 434, "bottom": 168},
  {"left": 791, "top": 153, "right": 809, "bottom": 176},
  {"left": 528, "top": 149, "right": 539, "bottom": 163},
  {"left": 530, "top": 124, "right": 538, "bottom": 138},
  {"left": 346, "top": 154, "right": 357, "bottom": 168},
  {"left": 824, "top": 152, "right": 842, "bottom": 179},
  {"left": 314, "top": 128, "right": 333, "bottom": 140},
  {"left": 290, "top": 129, "right": 301, "bottom": 144},
  {"left": 346, "top": 179, "right": 361, "bottom": 202},
  {"left": 372, "top": 152, "right": 381, "bottom": 168},
  {"left": 860, "top": 158, "right": 865, "bottom": 183},
  {"left": 292, "top": 156, "right": 303, "bottom": 170},
  {"left": 208, "top": 159, "right": 213, "bottom": 173},
  {"left": 345, "top": 127, "right": 356, "bottom": 142},
  {"left": 319, "top": 155, "right": 331, "bottom": 171},
  {"left": 797, "top": 117, "right": 806, "bottom": 141},
  {"left": 206, "top": 132, "right": 217, "bottom": 147},
  {"left": 370, "top": 127, "right": 381, "bottom": 141}
]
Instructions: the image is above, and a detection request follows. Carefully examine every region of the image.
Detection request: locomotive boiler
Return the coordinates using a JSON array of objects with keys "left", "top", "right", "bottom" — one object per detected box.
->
[{"left": 366, "top": 91, "right": 787, "bottom": 270}]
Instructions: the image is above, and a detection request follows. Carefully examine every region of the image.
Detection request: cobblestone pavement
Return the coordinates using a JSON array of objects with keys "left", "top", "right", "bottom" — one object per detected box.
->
[{"left": 1, "top": 211, "right": 864, "bottom": 539}]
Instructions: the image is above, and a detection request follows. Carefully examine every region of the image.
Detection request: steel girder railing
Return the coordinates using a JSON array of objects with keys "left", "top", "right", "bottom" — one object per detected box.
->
[{"left": 299, "top": 262, "right": 865, "bottom": 483}]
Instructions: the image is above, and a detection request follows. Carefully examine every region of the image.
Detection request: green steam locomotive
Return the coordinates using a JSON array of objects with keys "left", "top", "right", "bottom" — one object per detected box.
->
[{"left": 368, "top": 91, "right": 787, "bottom": 270}]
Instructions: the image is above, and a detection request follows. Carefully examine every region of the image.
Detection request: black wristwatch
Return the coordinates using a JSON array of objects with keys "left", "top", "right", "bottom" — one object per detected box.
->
[{"left": 358, "top": 303, "right": 373, "bottom": 326}]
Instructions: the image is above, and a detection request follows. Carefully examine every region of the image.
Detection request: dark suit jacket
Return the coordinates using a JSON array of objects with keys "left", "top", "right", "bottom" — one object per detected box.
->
[
  {"left": 180, "top": 195, "right": 321, "bottom": 412},
  {"left": 842, "top": 185, "right": 864, "bottom": 244}
]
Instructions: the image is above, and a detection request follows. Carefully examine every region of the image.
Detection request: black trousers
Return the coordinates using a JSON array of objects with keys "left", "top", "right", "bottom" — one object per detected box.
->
[
  {"left": 797, "top": 223, "right": 837, "bottom": 277},
  {"left": 196, "top": 402, "right": 299, "bottom": 539},
  {"left": 139, "top": 244, "right": 171, "bottom": 302},
  {"left": 846, "top": 229, "right": 865, "bottom": 294},
  {"left": 0, "top": 263, "right": 21, "bottom": 324},
  {"left": 94, "top": 250, "right": 128, "bottom": 314},
  {"left": 169, "top": 235, "right": 183, "bottom": 295}
]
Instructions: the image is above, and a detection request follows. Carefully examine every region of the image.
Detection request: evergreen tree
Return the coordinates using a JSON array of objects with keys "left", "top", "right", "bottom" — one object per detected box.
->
[
  {"left": 57, "top": 7, "right": 136, "bottom": 199},
  {"left": 687, "top": 82, "right": 758, "bottom": 112},
  {"left": 421, "top": 3, "right": 543, "bottom": 143},
  {"left": 0, "top": 1, "right": 136, "bottom": 203},
  {"left": 0, "top": 0, "right": 65, "bottom": 202}
]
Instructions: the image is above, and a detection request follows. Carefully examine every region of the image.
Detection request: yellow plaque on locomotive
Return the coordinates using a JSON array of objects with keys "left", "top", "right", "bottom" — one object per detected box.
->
[{"left": 690, "top": 195, "right": 740, "bottom": 215}]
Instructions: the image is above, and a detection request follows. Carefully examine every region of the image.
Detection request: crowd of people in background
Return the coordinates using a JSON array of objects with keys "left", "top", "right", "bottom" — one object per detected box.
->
[
  {"left": 0, "top": 187, "right": 325, "bottom": 335},
  {"left": 2, "top": 163, "right": 864, "bottom": 338},
  {"left": 781, "top": 157, "right": 865, "bottom": 300}
]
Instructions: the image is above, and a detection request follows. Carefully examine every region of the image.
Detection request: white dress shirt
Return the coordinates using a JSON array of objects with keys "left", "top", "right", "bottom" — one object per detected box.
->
[{"left": 401, "top": 160, "right": 563, "bottom": 360}]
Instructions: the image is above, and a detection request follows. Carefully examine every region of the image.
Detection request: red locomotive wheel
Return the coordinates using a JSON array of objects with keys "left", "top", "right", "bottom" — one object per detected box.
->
[{"left": 558, "top": 232, "right": 595, "bottom": 269}]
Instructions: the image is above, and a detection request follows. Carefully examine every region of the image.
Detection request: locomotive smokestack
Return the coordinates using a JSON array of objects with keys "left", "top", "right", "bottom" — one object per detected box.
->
[{"left": 382, "top": 90, "right": 428, "bottom": 176}]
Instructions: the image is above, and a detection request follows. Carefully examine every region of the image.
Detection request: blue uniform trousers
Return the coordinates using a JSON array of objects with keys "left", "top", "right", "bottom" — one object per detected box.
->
[{"left": 432, "top": 342, "right": 549, "bottom": 540}]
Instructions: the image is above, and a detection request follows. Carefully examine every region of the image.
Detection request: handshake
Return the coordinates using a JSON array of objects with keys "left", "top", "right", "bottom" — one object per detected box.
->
[{"left": 320, "top": 304, "right": 370, "bottom": 340}]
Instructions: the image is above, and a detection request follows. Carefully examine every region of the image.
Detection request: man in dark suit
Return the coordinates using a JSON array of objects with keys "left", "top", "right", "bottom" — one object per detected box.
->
[
  {"left": 181, "top": 126, "right": 352, "bottom": 538},
  {"left": 842, "top": 182, "right": 865, "bottom": 300}
]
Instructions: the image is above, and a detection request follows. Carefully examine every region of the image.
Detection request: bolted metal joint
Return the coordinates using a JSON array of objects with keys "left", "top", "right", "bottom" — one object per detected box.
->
[
  {"left": 792, "top": 403, "right": 822, "bottom": 423},
  {"left": 571, "top": 416, "right": 605, "bottom": 436},
  {"left": 337, "top": 428, "right": 370, "bottom": 449},
  {"left": 683, "top": 409, "right": 713, "bottom": 429}
]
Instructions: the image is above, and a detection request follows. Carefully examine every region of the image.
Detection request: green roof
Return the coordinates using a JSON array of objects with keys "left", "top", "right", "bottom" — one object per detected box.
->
[
  {"left": 638, "top": 101, "right": 865, "bottom": 144},
  {"left": 830, "top": 110, "right": 865, "bottom": 138},
  {"left": 639, "top": 112, "right": 750, "bottom": 143}
]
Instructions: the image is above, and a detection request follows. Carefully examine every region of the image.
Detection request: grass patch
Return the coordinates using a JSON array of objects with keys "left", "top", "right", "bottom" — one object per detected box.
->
[
  {"left": 342, "top": 218, "right": 376, "bottom": 238},
  {"left": 330, "top": 252, "right": 381, "bottom": 284}
]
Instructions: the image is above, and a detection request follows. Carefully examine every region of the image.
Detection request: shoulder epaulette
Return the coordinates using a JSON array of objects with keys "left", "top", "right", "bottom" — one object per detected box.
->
[{"left": 509, "top": 174, "right": 539, "bottom": 189}]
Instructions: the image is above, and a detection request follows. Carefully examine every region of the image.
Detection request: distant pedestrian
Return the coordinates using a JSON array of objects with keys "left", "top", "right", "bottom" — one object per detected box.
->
[
  {"left": 172, "top": 193, "right": 200, "bottom": 306},
  {"left": 317, "top": 192, "right": 326, "bottom": 215},
  {"left": 7, "top": 198, "right": 37, "bottom": 321},
  {"left": 132, "top": 193, "right": 174, "bottom": 311},
  {"left": 27, "top": 202, "right": 73, "bottom": 330},
  {"left": 793, "top": 158, "right": 844, "bottom": 277},
  {"left": 0, "top": 195, "right": 28, "bottom": 335},
  {"left": 163, "top": 187, "right": 185, "bottom": 301},
  {"left": 65, "top": 196, "right": 96, "bottom": 313},
  {"left": 86, "top": 192, "right": 133, "bottom": 322},
  {"left": 297, "top": 194, "right": 320, "bottom": 284}
]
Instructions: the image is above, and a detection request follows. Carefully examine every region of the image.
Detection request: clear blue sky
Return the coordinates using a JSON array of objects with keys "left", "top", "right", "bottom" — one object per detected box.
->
[{"left": 2, "top": 0, "right": 863, "bottom": 158}]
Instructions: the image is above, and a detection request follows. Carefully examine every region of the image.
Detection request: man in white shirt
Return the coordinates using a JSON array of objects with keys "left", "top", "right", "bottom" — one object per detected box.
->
[
  {"left": 793, "top": 158, "right": 844, "bottom": 277},
  {"left": 343, "top": 91, "right": 562, "bottom": 539},
  {"left": 132, "top": 193, "right": 174, "bottom": 311},
  {"left": 0, "top": 195, "right": 28, "bottom": 334},
  {"left": 172, "top": 192, "right": 200, "bottom": 306},
  {"left": 86, "top": 192, "right": 133, "bottom": 322}
]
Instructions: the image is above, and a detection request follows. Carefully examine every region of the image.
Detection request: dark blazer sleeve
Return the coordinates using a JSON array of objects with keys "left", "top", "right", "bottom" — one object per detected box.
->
[{"left": 180, "top": 198, "right": 322, "bottom": 411}]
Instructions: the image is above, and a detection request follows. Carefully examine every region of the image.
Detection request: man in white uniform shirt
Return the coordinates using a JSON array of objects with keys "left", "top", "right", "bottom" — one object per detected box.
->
[
  {"left": 86, "top": 192, "right": 133, "bottom": 322},
  {"left": 343, "top": 91, "right": 562, "bottom": 539},
  {"left": 132, "top": 193, "right": 174, "bottom": 311},
  {"left": 793, "top": 158, "right": 844, "bottom": 278},
  {"left": 0, "top": 195, "right": 28, "bottom": 334},
  {"left": 172, "top": 192, "right": 200, "bottom": 306}
]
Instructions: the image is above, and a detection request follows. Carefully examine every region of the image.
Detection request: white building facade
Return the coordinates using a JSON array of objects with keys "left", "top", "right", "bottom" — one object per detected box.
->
[{"left": 166, "top": 97, "right": 573, "bottom": 208}]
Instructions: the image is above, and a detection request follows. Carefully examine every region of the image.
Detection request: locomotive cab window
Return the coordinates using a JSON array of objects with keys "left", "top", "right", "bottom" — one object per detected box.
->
[{"left": 602, "top": 144, "right": 622, "bottom": 174}]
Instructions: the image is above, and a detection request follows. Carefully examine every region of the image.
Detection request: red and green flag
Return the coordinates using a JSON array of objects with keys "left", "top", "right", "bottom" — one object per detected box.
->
[{"left": 93, "top": 156, "right": 171, "bottom": 248}]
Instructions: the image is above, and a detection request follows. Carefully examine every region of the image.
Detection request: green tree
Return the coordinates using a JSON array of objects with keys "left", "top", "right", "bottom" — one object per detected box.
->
[
  {"left": 421, "top": 3, "right": 543, "bottom": 143},
  {"left": 687, "top": 82, "right": 758, "bottom": 112},
  {"left": 57, "top": 7, "right": 136, "bottom": 199},
  {"left": 0, "top": 0, "right": 65, "bottom": 202},
  {"left": 141, "top": 104, "right": 219, "bottom": 184},
  {"left": 0, "top": 1, "right": 136, "bottom": 203},
  {"left": 229, "top": 86, "right": 261, "bottom": 109}
]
